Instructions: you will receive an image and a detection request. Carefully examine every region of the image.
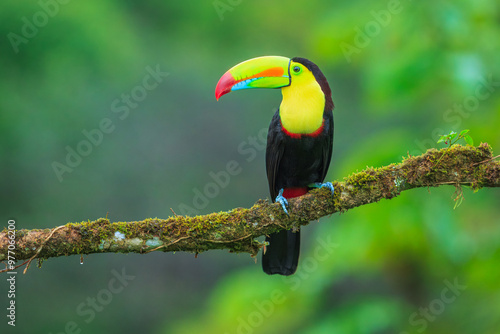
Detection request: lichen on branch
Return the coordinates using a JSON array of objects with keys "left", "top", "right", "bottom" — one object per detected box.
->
[{"left": 1, "top": 144, "right": 498, "bottom": 273}]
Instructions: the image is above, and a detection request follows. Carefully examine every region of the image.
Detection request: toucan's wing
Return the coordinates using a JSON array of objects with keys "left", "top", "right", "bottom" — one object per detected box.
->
[
  {"left": 264, "top": 109, "right": 300, "bottom": 276},
  {"left": 319, "top": 109, "right": 334, "bottom": 182},
  {"left": 265, "top": 110, "right": 284, "bottom": 202}
]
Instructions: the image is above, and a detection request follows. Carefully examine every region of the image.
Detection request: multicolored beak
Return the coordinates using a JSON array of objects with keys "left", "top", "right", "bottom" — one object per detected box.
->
[{"left": 215, "top": 56, "right": 291, "bottom": 100}]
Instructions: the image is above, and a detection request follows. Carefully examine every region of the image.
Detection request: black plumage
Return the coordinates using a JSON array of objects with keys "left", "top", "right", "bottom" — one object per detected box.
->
[{"left": 262, "top": 58, "right": 334, "bottom": 276}]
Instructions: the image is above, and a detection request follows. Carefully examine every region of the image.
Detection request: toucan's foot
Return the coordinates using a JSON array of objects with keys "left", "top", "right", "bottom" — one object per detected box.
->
[
  {"left": 314, "top": 182, "right": 335, "bottom": 195},
  {"left": 275, "top": 188, "right": 289, "bottom": 216}
]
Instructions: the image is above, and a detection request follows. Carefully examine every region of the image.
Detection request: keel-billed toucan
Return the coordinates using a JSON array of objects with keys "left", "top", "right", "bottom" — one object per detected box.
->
[{"left": 215, "top": 56, "right": 334, "bottom": 276}]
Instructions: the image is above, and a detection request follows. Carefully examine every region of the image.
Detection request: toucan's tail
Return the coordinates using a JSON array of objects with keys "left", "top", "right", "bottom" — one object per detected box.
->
[{"left": 262, "top": 229, "right": 300, "bottom": 276}]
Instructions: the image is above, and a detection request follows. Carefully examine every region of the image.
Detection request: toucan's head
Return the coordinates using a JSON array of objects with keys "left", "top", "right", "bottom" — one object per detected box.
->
[{"left": 215, "top": 56, "right": 332, "bottom": 110}]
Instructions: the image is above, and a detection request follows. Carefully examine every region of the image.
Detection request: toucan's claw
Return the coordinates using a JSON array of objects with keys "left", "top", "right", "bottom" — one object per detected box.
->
[
  {"left": 314, "top": 182, "right": 335, "bottom": 196},
  {"left": 275, "top": 189, "right": 289, "bottom": 216}
]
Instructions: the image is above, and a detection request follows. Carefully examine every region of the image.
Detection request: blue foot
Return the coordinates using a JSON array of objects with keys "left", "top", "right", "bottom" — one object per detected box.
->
[
  {"left": 314, "top": 182, "right": 335, "bottom": 195},
  {"left": 275, "top": 188, "right": 289, "bottom": 216}
]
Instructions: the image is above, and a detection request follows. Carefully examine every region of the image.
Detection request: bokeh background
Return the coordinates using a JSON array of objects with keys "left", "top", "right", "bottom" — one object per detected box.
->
[{"left": 1, "top": 0, "right": 499, "bottom": 333}]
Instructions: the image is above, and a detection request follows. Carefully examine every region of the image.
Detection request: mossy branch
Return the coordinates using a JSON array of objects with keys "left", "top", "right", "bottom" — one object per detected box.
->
[{"left": 1, "top": 144, "right": 499, "bottom": 272}]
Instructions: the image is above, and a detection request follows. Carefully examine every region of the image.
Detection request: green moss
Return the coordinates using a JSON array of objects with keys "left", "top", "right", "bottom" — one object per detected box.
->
[{"left": 344, "top": 167, "right": 378, "bottom": 187}]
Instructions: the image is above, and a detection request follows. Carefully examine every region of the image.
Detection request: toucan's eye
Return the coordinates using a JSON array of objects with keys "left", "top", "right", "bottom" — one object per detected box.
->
[{"left": 292, "top": 65, "right": 301, "bottom": 74}]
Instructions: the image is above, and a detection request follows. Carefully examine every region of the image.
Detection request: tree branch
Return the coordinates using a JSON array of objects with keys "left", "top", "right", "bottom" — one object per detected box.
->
[{"left": 1, "top": 144, "right": 499, "bottom": 272}]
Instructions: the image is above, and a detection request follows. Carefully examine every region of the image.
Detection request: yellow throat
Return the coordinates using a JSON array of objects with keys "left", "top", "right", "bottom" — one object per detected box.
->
[{"left": 279, "top": 66, "right": 325, "bottom": 135}]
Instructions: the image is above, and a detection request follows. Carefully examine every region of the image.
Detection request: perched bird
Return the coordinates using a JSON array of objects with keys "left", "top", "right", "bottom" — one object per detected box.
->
[{"left": 215, "top": 56, "right": 334, "bottom": 276}]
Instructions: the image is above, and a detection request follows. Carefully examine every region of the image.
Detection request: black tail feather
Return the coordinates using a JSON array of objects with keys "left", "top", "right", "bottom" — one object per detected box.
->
[{"left": 262, "top": 229, "right": 300, "bottom": 276}]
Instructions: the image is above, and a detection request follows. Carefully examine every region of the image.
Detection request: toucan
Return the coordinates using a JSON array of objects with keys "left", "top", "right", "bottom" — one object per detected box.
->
[{"left": 215, "top": 56, "right": 334, "bottom": 276}]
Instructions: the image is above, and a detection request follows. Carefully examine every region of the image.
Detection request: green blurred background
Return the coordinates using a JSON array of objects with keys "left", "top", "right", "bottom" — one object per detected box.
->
[{"left": 1, "top": 0, "right": 499, "bottom": 333}]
